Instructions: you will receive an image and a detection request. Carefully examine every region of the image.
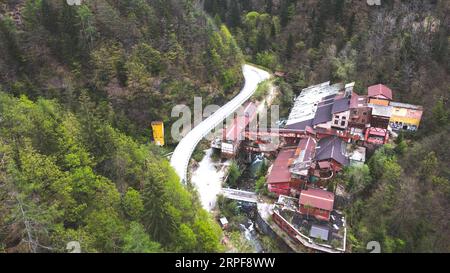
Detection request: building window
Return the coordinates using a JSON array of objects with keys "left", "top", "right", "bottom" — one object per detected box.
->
[
  {"left": 334, "top": 120, "right": 339, "bottom": 125},
  {"left": 341, "top": 121, "right": 346, "bottom": 126},
  {"left": 342, "top": 116, "right": 346, "bottom": 120}
]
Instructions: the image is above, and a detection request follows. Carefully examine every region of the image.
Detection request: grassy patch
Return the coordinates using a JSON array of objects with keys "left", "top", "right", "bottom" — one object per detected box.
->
[
  {"left": 252, "top": 79, "right": 272, "bottom": 102},
  {"left": 191, "top": 139, "right": 210, "bottom": 162}
]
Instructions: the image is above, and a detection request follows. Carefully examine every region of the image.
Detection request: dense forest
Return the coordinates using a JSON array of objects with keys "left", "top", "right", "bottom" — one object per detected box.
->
[
  {"left": 0, "top": 0, "right": 243, "bottom": 140},
  {"left": 0, "top": 92, "right": 223, "bottom": 252},
  {"left": 203, "top": 0, "right": 449, "bottom": 252},
  {"left": 0, "top": 0, "right": 244, "bottom": 252}
]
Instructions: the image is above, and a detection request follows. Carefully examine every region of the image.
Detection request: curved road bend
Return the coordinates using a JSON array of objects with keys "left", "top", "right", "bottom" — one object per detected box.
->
[{"left": 170, "top": 64, "right": 271, "bottom": 183}]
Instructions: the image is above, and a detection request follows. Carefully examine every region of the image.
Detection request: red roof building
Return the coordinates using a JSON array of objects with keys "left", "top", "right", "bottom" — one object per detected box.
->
[
  {"left": 268, "top": 137, "right": 318, "bottom": 196},
  {"left": 267, "top": 149, "right": 296, "bottom": 196},
  {"left": 221, "top": 102, "right": 257, "bottom": 158},
  {"left": 368, "top": 84, "right": 393, "bottom": 102},
  {"left": 299, "top": 188, "right": 335, "bottom": 221}
]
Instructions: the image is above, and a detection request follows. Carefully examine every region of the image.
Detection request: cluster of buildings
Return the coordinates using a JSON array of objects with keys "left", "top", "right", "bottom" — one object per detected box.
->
[
  {"left": 267, "top": 82, "right": 423, "bottom": 196},
  {"left": 285, "top": 82, "right": 423, "bottom": 145},
  {"left": 267, "top": 135, "right": 351, "bottom": 196},
  {"left": 265, "top": 82, "right": 423, "bottom": 252},
  {"left": 210, "top": 81, "right": 423, "bottom": 252}
]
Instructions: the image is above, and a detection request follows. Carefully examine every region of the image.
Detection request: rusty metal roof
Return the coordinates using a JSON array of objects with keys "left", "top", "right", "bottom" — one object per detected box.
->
[
  {"left": 267, "top": 149, "right": 296, "bottom": 184},
  {"left": 368, "top": 84, "right": 393, "bottom": 100}
]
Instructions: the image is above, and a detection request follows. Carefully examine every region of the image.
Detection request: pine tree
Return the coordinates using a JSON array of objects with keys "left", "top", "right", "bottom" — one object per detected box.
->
[
  {"left": 432, "top": 97, "right": 449, "bottom": 128},
  {"left": 285, "top": 34, "right": 294, "bottom": 60},
  {"left": 228, "top": 1, "right": 241, "bottom": 28},
  {"left": 334, "top": 0, "right": 344, "bottom": 23},
  {"left": 270, "top": 22, "right": 276, "bottom": 38},
  {"left": 280, "top": 0, "right": 290, "bottom": 27},
  {"left": 266, "top": 0, "right": 273, "bottom": 13},
  {"left": 256, "top": 29, "right": 267, "bottom": 53}
]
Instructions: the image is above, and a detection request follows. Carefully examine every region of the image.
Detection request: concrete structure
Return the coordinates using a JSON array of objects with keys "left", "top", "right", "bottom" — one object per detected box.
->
[
  {"left": 365, "top": 103, "right": 392, "bottom": 145},
  {"left": 310, "top": 225, "right": 330, "bottom": 241},
  {"left": 221, "top": 188, "right": 258, "bottom": 203},
  {"left": 331, "top": 97, "right": 351, "bottom": 130},
  {"left": 369, "top": 103, "right": 393, "bottom": 129},
  {"left": 219, "top": 217, "right": 229, "bottom": 229},
  {"left": 349, "top": 146, "right": 367, "bottom": 166},
  {"left": 349, "top": 93, "right": 371, "bottom": 133}
]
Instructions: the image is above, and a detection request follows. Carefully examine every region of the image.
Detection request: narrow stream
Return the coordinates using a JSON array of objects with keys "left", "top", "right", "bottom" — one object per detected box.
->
[{"left": 240, "top": 220, "right": 264, "bottom": 253}]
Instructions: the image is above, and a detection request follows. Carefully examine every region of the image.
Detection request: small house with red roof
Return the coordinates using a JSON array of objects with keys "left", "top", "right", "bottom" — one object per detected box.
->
[
  {"left": 368, "top": 84, "right": 393, "bottom": 106},
  {"left": 299, "top": 188, "right": 335, "bottom": 221},
  {"left": 267, "top": 149, "right": 296, "bottom": 196}
]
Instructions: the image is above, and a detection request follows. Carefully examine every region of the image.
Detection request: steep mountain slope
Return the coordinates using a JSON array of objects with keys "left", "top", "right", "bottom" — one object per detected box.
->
[
  {"left": 0, "top": 0, "right": 243, "bottom": 139},
  {"left": 0, "top": 86, "right": 224, "bottom": 253},
  {"left": 205, "top": 0, "right": 448, "bottom": 117},
  {"left": 0, "top": 0, "right": 244, "bottom": 253}
]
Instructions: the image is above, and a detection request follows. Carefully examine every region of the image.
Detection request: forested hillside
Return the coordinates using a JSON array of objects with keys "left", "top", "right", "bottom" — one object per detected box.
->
[
  {"left": 1, "top": 0, "right": 449, "bottom": 253},
  {"left": 0, "top": 0, "right": 241, "bottom": 252},
  {"left": 0, "top": 92, "right": 223, "bottom": 253},
  {"left": 0, "top": 0, "right": 243, "bottom": 139},
  {"left": 204, "top": 0, "right": 450, "bottom": 252}
]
